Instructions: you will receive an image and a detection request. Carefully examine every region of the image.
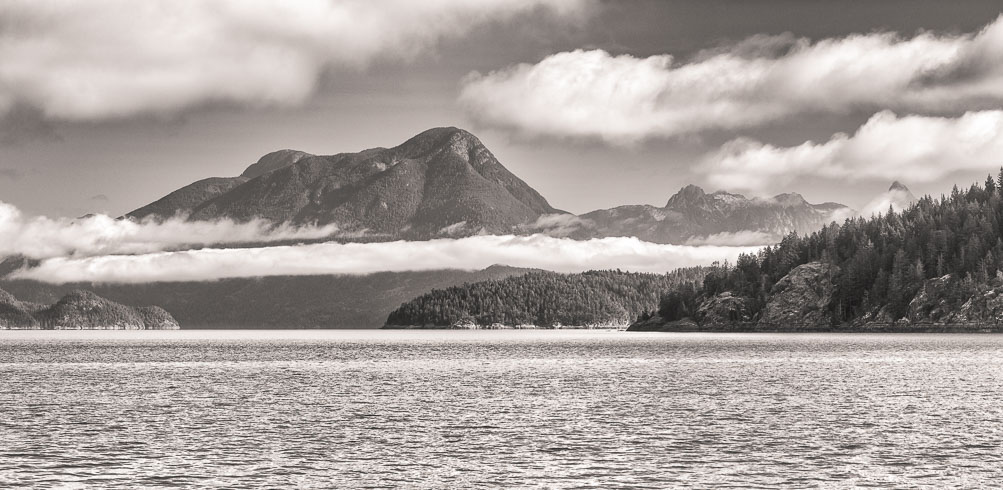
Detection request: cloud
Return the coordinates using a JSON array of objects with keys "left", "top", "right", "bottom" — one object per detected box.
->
[
  {"left": 701, "top": 110, "right": 1003, "bottom": 192},
  {"left": 89, "top": 194, "right": 109, "bottom": 202},
  {"left": 518, "top": 213, "right": 595, "bottom": 237},
  {"left": 684, "top": 231, "right": 779, "bottom": 247},
  {"left": 0, "top": 0, "right": 589, "bottom": 121},
  {"left": 459, "top": 16, "right": 1003, "bottom": 143},
  {"left": 12, "top": 235, "right": 759, "bottom": 284},
  {"left": 0, "top": 201, "right": 338, "bottom": 259},
  {"left": 860, "top": 183, "right": 918, "bottom": 217}
]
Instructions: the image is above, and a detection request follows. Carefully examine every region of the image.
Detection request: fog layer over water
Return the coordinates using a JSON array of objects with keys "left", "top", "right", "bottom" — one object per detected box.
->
[{"left": 2, "top": 331, "right": 1002, "bottom": 487}]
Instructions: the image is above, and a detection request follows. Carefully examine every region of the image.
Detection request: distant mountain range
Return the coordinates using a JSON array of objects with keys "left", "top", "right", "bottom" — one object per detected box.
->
[
  {"left": 0, "top": 288, "right": 178, "bottom": 330},
  {"left": 574, "top": 185, "right": 852, "bottom": 245},
  {"left": 127, "top": 126, "right": 855, "bottom": 244}
]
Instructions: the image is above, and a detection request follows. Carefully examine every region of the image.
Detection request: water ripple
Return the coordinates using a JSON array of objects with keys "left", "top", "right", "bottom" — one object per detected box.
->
[{"left": 1, "top": 331, "right": 1002, "bottom": 487}]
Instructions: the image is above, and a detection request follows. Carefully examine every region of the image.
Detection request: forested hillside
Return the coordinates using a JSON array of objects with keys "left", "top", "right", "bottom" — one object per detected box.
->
[
  {"left": 385, "top": 268, "right": 711, "bottom": 328},
  {"left": 637, "top": 171, "right": 1003, "bottom": 330}
]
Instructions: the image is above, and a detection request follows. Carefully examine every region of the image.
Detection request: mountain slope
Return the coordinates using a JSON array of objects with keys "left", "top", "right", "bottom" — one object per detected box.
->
[
  {"left": 579, "top": 185, "right": 852, "bottom": 245},
  {"left": 127, "top": 127, "right": 560, "bottom": 238},
  {"left": 129, "top": 177, "right": 250, "bottom": 220}
]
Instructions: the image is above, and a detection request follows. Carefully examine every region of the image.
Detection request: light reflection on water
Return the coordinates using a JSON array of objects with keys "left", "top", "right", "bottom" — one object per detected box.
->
[{"left": 2, "top": 330, "right": 1002, "bottom": 488}]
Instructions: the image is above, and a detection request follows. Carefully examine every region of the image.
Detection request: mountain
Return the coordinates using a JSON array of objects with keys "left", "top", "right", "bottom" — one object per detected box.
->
[
  {"left": 861, "top": 181, "right": 918, "bottom": 216},
  {"left": 128, "top": 127, "right": 560, "bottom": 238},
  {"left": 576, "top": 185, "right": 852, "bottom": 245},
  {"left": 0, "top": 288, "right": 179, "bottom": 330},
  {"left": 629, "top": 173, "right": 1003, "bottom": 332},
  {"left": 384, "top": 268, "right": 711, "bottom": 328},
  {"left": 1, "top": 265, "right": 533, "bottom": 329}
]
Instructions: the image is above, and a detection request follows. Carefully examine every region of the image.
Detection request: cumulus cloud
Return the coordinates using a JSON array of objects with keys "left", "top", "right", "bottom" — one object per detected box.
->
[
  {"left": 0, "top": 201, "right": 338, "bottom": 259},
  {"left": 12, "top": 235, "right": 759, "bottom": 284},
  {"left": 0, "top": 0, "right": 588, "bottom": 121},
  {"left": 701, "top": 110, "right": 1003, "bottom": 192},
  {"left": 459, "top": 16, "right": 1003, "bottom": 143}
]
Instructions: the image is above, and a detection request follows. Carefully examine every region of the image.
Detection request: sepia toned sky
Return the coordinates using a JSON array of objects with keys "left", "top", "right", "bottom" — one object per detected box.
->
[{"left": 2, "top": 0, "right": 1003, "bottom": 218}]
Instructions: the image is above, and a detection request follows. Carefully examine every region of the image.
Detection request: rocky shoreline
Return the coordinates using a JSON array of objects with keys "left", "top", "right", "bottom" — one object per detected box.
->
[{"left": 628, "top": 260, "right": 1003, "bottom": 334}]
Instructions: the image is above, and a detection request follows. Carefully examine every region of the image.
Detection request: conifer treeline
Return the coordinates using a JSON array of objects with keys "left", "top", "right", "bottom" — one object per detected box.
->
[
  {"left": 385, "top": 268, "right": 711, "bottom": 327},
  {"left": 659, "top": 171, "right": 1003, "bottom": 325}
]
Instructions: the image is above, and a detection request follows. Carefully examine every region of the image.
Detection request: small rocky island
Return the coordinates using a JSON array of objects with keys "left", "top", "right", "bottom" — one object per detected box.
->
[{"left": 0, "top": 289, "right": 179, "bottom": 330}]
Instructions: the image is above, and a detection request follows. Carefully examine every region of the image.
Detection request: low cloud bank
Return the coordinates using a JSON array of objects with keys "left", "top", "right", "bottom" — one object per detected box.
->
[
  {"left": 0, "top": 201, "right": 338, "bottom": 259},
  {"left": 518, "top": 213, "right": 595, "bottom": 237},
  {"left": 702, "top": 110, "right": 1003, "bottom": 192},
  {"left": 684, "top": 231, "right": 779, "bottom": 247},
  {"left": 12, "top": 235, "right": 760, "bottom": 284},
  {"left": 459, "top": 16, "right": 1003, "bottom": 143}
]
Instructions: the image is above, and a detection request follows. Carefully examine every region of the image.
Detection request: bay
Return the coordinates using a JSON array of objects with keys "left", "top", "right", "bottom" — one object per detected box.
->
[{"left": 2, "top": 330, "right": 1002, "bottom": 488}]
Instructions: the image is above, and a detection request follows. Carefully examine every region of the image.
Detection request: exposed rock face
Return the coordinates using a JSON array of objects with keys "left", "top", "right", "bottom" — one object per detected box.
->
[
  {"left": 906, "top": 274, "right": 956, "bottom": 323},
  {"left": 626, "top": 314, "right": 699, "bottom": 332},
  {"left": 127, "top": 127, "right": 560, "bottom": 239},
  {"left": 0, "top": 289, "right": 181, "bottom": 330},
  {"left": 695, "top": 292, "right": 753, "bottom": 325},
  {"left": 906, "top": 274, "right": 1003, "bottom": 325},
  {"left": 579, "top": 185, "right": 851, "bottom": 245},
  {"left": 759, "top": 262, "right": 838, "bottom": 327}
]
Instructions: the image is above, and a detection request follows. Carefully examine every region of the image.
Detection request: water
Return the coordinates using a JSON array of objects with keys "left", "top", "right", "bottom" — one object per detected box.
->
[{"left": 2, "top": 330, "right": 1002, "bottom": 488}]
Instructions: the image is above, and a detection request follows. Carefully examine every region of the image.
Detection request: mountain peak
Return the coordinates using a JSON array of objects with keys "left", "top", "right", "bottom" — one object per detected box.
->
[
  {"left": 665, "top": 185, "right": 707, "bottom": 207},
  {"left": 772, "top": 192, "right": 809, "bottom": 207},
  {"left": 889, "top": 180, "right": 910, "bottom": 192},
  {"left": 396, "top": 126, "right": 485, "bottom": 158},
  {"left": 241, "top": 149, "right": 310, "bottom": 179}
]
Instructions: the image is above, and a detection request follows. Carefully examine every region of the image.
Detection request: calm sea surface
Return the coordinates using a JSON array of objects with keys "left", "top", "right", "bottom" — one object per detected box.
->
[{"left": 2, "top": 330, "right": 1002, "bottom": 488}]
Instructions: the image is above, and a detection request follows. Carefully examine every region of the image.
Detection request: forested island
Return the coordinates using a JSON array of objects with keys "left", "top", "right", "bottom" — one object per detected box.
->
[
  {"left": 633, "top": 172, "right": 1003, "bottom": 332},
  {"left": 0, "top": 289, "right": 178, "bottom": 330},
  {"left": 384, "top": 268, "right": 710, "bottom": 328}
]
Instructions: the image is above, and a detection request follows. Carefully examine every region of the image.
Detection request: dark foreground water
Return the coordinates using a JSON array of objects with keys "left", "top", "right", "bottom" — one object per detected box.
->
[{"left": 2, "top": 331, "right": 1002, "bottom": 488}]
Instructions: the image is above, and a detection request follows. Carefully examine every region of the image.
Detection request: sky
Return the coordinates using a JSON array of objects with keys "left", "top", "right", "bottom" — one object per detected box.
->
[{"left": 2, "top": 0, "right": 1003, "bottom": 219}]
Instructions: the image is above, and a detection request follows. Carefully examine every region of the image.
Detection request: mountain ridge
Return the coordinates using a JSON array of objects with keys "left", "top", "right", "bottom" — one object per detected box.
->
[
  {"left": 576, "top": 184, "right": 853, "bottom": 245},
  {"left": 126, "top": 126, "right": 852, "bottom": 244},
  {"left": 128, "top": 127, "right": 560, "bottom": 239}
]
